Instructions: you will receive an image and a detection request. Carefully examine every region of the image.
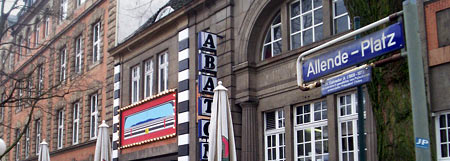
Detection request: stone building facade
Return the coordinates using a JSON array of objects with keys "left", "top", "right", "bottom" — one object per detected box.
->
[
  {"left": 0, "top": 0, "right": 115, "bottom": 160},
  {"left": 109, "top": 0, "right": 382, "bottom": 161}
]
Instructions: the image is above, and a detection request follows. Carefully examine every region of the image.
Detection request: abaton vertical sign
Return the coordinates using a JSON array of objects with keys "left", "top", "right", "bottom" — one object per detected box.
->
[{"left": 197, "top": 31, "right": 218, "bottom": 161}]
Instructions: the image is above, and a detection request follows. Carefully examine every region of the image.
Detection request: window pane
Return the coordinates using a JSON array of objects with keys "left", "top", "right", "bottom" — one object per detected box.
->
[
  {"left": 291, "top": 2, "right": 300, "bottom": 17},
  {"left": 335, "top": 0, "right": 347, "bottom": 16},
  {"left": 292, "top": 33, "right": 301, "bottom": 50},
  {"left": 303, "top": 12, "right": 312, "bottom": 28},
  {"left": 305, "top": 143, "right": 311, "bottom": 156},
  {"left": 264, "top": 31, "right": 271, "bottom": 44},
  {"left": 442, "top": 144, "right": 449, "bottom": 157},
  {"left": 301, "top": 0, "right": 312, "bottom": 13},
  {"left": 335, "top": 15, "right": 349, "bottom": 34},
  {"left": 273, "top": 26, "right": 282, "bottom": 40},
  {"left": 305, "top": 129, "right": 311, "bottom": 142},
  {"left": 314, "top": 8, "right": 323, "bottom": 25},
  {"left": 298, "top": 130, "right": 304, "bottom": 143},
  {"left": 273, "top": 41, "right": 282, "bottom": 56},
  {"left": 291, "top": 17, "right": 301, "bottom": 33},
  {"left": 313, "top": 0, "right": 322, "bottom": 8},
  {"left": 442, "top": 115, "right": 447, "bottom": 128},
  {"left": 263, "top": 45, "right": 272, "bottom": 59},
  {"left": 303, "top": 29, "right": 313, "bottom": 45}
]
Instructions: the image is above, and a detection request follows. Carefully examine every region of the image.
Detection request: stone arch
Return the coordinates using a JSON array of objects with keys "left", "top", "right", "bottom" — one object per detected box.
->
[{"left": 236, "top": 0, "right": 284, "bottom": 65}]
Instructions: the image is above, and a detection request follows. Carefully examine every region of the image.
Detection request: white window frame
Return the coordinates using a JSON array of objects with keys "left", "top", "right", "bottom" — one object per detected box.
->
[
  {"left": 73, "top": 102, "right": 80, "bottom": 144},
  {"left": 37, "top": 65, "right": 44, "bottom": 95},
  {"left": 264, "top": 109, "right": 286, "bottom": 161},
  {"left": 18, "top": 38, "right": 22, "bottom": 61},
  {"left": 332, "top": 0, "right": 351, "bottom": 34},
  {"left": 60, "top": 48, "right": 66, "bottom": 82},
  {"left": 25, "top": 127, "right": 30, "bottom": 158},
  {"left": 435, "top": 112, "right": 450, "bottom": 161},
  {"left": 60, "top": 0, "right": 68, "bottom": 22},
  {"left": 262, "top": 13, "right": 282, "bottom": 60},
  {"left": 0, "top": 94, "right": 4, "bottom": 122},
  {"left": 294, "top": 100, "right": 329, "bottom": 161},
  {"left": 144, "top": 59, "right": 153, "bottom": 98},
  {"left": 77, "top": 0, "right": 86, "bottom": 7},
  {"left": 90, "top": 94, "right": 98, "bottom": 139},
  {"left": 35, "top": 119, "right": 41, "bottom": 155},
  {"left": 289, "top": 0, "right": 324, "bottom": 50},
  {"left": 158, "top": 53, "right": 168, "bottom": 92},
  {"left": 57, "top": 109, "right": 64, "bottom": 149},
  {"left": 92, "top": 22, "right": 101, "bottom": 63},
  {"left": 35, "top": 23, "right": 40, "bottom": 47},
  {"left": 17, "top": 81, "right": 23, "bottom": 112},
  {"left": 131, "top": 66, "right": 140, "bottom": 103},
  {"left": 15, "top": 129, "right": 20, "bottom": 161},
  {"left": 75, "top": 36, "right": 83, "bottom": 73},
  {"left": 337, "top": 93, "right": 362, "bottom": 161},
  {"left": 44, "top": 17, "right": 49, "bottom": 37}
]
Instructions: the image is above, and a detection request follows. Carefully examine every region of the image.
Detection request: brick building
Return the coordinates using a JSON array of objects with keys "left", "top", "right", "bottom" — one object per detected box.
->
[{"left": 0, "top": 0, "right": 116, "bottom": 160}]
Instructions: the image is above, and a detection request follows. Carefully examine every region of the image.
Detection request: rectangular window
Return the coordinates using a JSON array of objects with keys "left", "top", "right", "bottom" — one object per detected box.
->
[
  {"left": 35, "top": 23, "right": 40, "bottom": 47},
  {"left": 290, "top": 0, "right": 323, "bottom": 49},
  {"left": 92, "top": 22, "right": 101, "bottom": 63},
  {"left": 77, "top": 0, "right": 85, "bottom": 6},
  {"left": 60, "top": 48, "right": 66, "bottom": 82},
  {"left": 27, "top": 77, "right": 33, "bottom": 98},
  {"left": 37, "top": 65, "right": 44, "bottom": 95},
  {"left": 0, "top": 94, "right": 4, "bottom": 122},
  {"left": 436, "top": 112, "right": 450, "bottom": 160},
  {"left": 90, "top": 94, "right": 98, "bottom": 139},
  {"left": 73, "top": 102, "right": 80, "bottom": 144},
  {"left": 57, "top": 109, "right": 64, "bottom": 149},
  {"left": 144, "top": 59, "right": 153, "bottom": 98},
  {"left": 18, "top": 38, "right": 22, "bottom": 61},
  {"left": 60, "top": 0, "right": 67, "bottom": 22},
  {"left": 17, "top": 81, "right": 23, "bottom": 112},
  {"left": 35, "top": 119, "right": 41, "bottom": 155},
  {"left": 9, "top": 53, "right": 14, "bottom": 69},
  {"left": 158, "top": 53, "right": 168, "bottom": 92},
  {"left": 75, "top": 36, "right": 83, "bottom": 73},
  {"left": 294, "top": 100, "right": 329, "bottom": 161},
  {"left": 338, "top": 93, "right": 361, "bottom": 161},
  {"left": 25, "top": 127, "right": 30, "bottom": 158},
  {"left": 44, "top": 17, "right": 49, "bottom": 37},
  {"left": 264, "top": 109, "right": 286, "bottom": 161},
  {"left": 15, "top": 129, "right": 20, "bottom": 161},
  {"left": 333, "top": 0, "right": 351, "bottom": 34},
  {"left": 131, "top": 66, "right": 140, "bottom": 103},
  {"left": 26, "top": 36, "right": 31, "bottom": 54}
]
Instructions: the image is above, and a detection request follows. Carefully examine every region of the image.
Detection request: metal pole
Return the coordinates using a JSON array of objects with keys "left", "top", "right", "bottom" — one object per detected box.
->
[
  {"left": 403, "top": 0, "right": 432, "bottom": 160},
  {"left": 354, "top": 16, "right": 366, "bottom": 161}
]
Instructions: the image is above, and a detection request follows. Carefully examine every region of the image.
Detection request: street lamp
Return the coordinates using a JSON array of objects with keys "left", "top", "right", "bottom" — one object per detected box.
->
[{"left": 0, "top": 139, "right": 6, "bottom": 155}]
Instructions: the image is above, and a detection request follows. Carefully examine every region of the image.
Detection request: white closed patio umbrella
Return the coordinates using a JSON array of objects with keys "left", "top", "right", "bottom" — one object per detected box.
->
[
  {"left": 38, "top": 140, "right": 50, "bottom": 161},
  {"left": 208, "top": 81, "right": 237, "bottom": 161},
  {"left": 94, "top": 120, "right": 111, "bottom": 161}
]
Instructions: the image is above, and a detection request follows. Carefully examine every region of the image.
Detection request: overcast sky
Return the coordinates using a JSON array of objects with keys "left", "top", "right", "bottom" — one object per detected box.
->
[{"left": 1, "top": 0, "right": 24, "bottom": 16}]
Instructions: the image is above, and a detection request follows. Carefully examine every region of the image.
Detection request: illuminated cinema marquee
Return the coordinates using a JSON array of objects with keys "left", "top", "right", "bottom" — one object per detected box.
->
[{"left": 119, "top": 91, "right": 176, "bottom": 149}]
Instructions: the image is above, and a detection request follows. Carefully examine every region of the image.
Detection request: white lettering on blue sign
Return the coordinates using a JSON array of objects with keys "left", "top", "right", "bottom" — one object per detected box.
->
[
  {"left": 200, "top": 142, "right": 209, "bottom": 160},
  {"left": 199, "top": 74, "right": 217, "bottom": 95},
  {"left": 302, "top": 22, "right": 404, "bottom": 82},
  {"left": 198, "top": 32, "right": 218, "bottom": 52},
  {"left": 198, "top": 119, "right": 210, "bottom": 138},
  {"left": 321, "top": 67, "right": 372, "bottom": 96},
  {"left": 415, "top": 137, "right": 430, "bottom": 149},
  {"left": 199, "top": 52, "right": 217, "bottom": 73},
  {"left": 198, "top": 96, "right": 213, "bottom": 116}
]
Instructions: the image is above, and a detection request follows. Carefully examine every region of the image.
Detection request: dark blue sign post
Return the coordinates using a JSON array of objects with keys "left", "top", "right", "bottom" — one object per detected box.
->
[{"left": 302, "top": 22, "right": 404, "bottom": 82}]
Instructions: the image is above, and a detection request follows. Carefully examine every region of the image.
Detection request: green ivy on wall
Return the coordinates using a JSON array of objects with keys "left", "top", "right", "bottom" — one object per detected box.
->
[{"left": 343, "top": 0, "right": 416, "bottom": 160}]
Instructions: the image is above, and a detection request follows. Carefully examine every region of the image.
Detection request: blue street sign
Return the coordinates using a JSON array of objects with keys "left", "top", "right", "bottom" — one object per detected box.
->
[
  {"left": 302, "top": 22, "right": 404, "bottom": 82},
  {"left": 415, "top": 137, "right": 430, "bottom": 149},
  {"left": 321, "top": 67, "right": 372, "bottom": 96}
]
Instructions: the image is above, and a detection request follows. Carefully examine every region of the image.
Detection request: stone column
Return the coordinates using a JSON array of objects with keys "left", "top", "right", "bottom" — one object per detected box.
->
[{"left": 240, "top": 101, "right": 258, "bottom": 161}]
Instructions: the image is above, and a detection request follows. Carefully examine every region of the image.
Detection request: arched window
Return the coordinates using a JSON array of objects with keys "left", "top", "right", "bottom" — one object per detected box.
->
[{"left": 262, "top": 12, "right": 282, "bottom": 60}]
